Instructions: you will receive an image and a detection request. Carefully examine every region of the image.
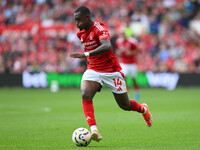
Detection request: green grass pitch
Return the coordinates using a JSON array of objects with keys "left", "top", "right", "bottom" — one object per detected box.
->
[{"left": 0, "top": 87, "right": 200, "bottom": 150}]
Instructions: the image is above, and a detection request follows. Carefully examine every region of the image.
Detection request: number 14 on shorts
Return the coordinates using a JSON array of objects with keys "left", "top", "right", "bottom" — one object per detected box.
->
[{"left": 112, "top": 78, "right": 122, "bottom": 87}]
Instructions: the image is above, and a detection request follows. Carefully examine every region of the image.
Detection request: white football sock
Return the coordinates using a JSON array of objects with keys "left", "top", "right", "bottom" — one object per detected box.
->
[
  {"left": 90, "top": 125, "right": 98, "bottom": 132},
  {"left": 142, "top": 107, "right": 147, "bottom": 114}
]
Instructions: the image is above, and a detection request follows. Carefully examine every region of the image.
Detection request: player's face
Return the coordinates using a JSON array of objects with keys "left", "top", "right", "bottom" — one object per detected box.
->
[
  {"left": 121, "top": 32, "right": 127, "bottom": 40},
  {"left": 74, "top": 12, "right": 88, "bottom": 30}
]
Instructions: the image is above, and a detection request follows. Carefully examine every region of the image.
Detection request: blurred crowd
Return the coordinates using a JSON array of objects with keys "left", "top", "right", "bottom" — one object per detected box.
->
[{"left": 0, "top": 0, "right": 200, "bottom": 74}]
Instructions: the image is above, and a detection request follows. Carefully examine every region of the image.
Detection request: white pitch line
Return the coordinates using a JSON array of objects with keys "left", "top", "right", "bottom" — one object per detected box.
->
[{"left": 43, "top": 107, "right": 51, "bottom": 112}]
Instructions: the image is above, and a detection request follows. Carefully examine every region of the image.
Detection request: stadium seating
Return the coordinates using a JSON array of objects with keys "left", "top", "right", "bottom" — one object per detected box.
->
[{"left": 0, "top": 0, "right": 199, "bottom": 73}]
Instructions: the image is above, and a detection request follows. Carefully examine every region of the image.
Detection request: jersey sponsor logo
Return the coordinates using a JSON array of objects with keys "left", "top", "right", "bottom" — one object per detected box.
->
[
  {"left": 85, "top": 44, "right": 98, "bottom": 49},
  {"left": 82, "top": 40, "right": 98, "bottom": 49},
  {"left": 83, "top": 40, "right": 96, "bottom": 46}
]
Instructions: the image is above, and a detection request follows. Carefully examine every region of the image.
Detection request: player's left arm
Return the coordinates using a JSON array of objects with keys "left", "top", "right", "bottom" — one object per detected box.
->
[
  {"left": 69, "top": 39, "right": 111, "bottom": 58},
  {"left": 88, "top": 39, "right": 111, "bottom": 56},
  {"left": 69, "top": 25, "right": 111, "bottom": 58},
  {"left": 86, "top": 26, "right": 112, "bottom": 56}
]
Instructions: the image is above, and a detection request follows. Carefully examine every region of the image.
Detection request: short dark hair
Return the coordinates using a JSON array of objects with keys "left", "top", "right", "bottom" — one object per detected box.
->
[{"left": 75, "top": 6, "right": 91, "bottom": 15}]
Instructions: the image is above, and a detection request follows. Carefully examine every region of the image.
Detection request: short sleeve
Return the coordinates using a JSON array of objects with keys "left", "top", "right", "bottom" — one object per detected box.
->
[
  {"left": 94, "top": 22, "right": 110, "bottom": 41},
  {"left": 98, "top": 30, "right": 110, "bottom": 41}
]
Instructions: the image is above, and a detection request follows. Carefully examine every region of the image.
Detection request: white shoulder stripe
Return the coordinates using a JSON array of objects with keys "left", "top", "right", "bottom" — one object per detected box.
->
[
  {"left": 94, "top": 22, "right": 104, "bottom": 31},
  {"left": 94, "top": 22, "right": 103, "bottom": 31},
  {"left": 96, "top": 22, "right": 104, "bottom": 30}
]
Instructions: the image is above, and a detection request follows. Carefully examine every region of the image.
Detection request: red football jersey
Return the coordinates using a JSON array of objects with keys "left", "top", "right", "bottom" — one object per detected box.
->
[
  {"left": 77, "top": 21, "right": 122, "bottom": 73},
  {"left": 116, "top": 37, "right": 138, "bottom": 64}
]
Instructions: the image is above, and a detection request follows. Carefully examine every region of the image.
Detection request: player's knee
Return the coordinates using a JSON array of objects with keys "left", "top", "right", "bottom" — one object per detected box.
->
[
  {"left": 119, "top": 103, "right": 130, "bottom": 111},
  {"left": 81, "top": 90, "right": 91, "bottom": 100}
]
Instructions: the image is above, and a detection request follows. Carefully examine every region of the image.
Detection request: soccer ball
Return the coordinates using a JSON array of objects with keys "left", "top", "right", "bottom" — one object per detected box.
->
[{"left": 72, "top": 127, "right": 91, "bottom": 146}]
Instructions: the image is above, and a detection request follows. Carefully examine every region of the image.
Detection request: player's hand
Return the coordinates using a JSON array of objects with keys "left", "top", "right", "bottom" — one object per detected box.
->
[{"left": 68, "top": 52, "right": 85, "bottom": 58}]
